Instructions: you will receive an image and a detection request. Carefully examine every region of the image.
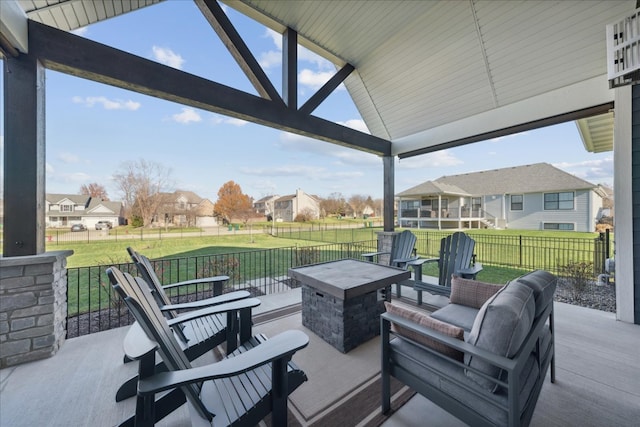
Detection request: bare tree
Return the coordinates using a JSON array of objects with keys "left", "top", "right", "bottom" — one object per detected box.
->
[
  {"left": 112, "top": 159, "right": 173, "bottom": 226},
  {"left": 320, "top": 192, "right": 347, "bottom": 217},
  {"left": 79, "top": 182, "right": 109, "bottom": 200},
  {"left": 348, "top": 194, "right": 368, "bottom": 218}
]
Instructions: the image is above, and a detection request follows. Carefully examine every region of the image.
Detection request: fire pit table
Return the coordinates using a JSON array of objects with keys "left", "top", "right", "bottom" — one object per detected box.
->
[{"left": 289, "top": 259, "right": 411, "bottom": 353}]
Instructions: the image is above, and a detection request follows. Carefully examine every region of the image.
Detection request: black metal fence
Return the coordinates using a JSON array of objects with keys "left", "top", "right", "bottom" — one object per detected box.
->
[
  {"left": 65, "top": 229, "right": 616, "bottom": 338},
  {"left": 66, "top": 240, "right": 377, "bottom": 338}
]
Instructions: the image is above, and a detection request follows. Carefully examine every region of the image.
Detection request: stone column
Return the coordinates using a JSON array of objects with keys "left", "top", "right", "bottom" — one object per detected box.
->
[
  {"left": 375, "top": 231, "right": 398, "bottom": 265},
  {"left": 0, "top": 250, "right": 73, "bottom": 368}
]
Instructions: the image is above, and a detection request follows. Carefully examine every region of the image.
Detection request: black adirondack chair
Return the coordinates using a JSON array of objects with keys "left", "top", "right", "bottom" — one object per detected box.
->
[
  {"left": 117, "top": 248, "right": 255, "bottom": 402},
  {"left": 413, "top": 232, "right": 482, "bottom": 304},
  {"left": 107, "top": 267, "right": 309, "bottom": 427},
  {"left": 363, "top": 230, "right": 425, "bottom": 297}
]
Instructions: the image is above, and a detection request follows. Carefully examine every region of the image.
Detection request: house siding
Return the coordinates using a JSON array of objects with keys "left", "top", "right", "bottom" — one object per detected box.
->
[
  {"left": 503, "top": 191, "right": 596, "bottom": 232},
  {"left": 632, "top": 84, "right": 640, "bottom": 323}
]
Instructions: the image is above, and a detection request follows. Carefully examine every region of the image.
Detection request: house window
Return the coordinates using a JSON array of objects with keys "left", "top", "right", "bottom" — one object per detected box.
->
[
  {"left": 511, "top": 194, "right": 523, "bottom": 210},
  {"left": 543, "top": 222, "right": 575, "bottom": 231},
  {"left": 401, "top": 200, "right": 419, "bottom": 210},
  {"left": 472, "top": 197, "right": 482, "bottom": 210},
  {"left": 60, "top": 204, "right": 73, "bottom": 212},
  {"left": 544, "top": 192, "right": 574, "bottom": 210}
]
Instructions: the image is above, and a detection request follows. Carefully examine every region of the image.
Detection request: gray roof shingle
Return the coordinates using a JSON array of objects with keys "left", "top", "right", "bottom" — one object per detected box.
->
[{"left": 397, "top": 163, "right": 596, "bottom": 197}]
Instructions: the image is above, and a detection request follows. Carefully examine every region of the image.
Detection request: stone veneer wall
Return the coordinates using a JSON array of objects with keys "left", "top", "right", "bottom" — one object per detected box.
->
[
  {"left": 0, "top": 250, "right": 73, "bottom": 368},
  {"left": 375, "top": 231, "right": 398, "bottom": 265}
]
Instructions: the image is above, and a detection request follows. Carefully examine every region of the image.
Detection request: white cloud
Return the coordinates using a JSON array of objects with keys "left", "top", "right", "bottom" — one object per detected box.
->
[
  {"left": 337, "top": 119, "right": 369, "bottom": 133},
  {"left": 259, "top": 50, "right": 281, "bottom": 69},
  {"left": 277, "top": 131, "right": 378, "bottom": 167},
  {"left": 58, "top": 152, "right": 81, "bottom": 164},
  {"left": 72, "top": 96, "right": 141, "bottom": 110},
  {"left": 553, "top": 157, "right": 614, "bottom": 184},
  {"left": 172, "top": 107, "right": 202, "bottom": 124},
  {"left": 260, "top": 29, "right": 334, "bottom": 71},
  {"left": 299, "top": 69, "right": 335, "bottom": 89},
  {"left": 397, "top": 150, "right": 463, "bottom": 170},
  {"left": 152, "top": 46, "right": 185, "bottom": 69},
  {"left": 226, "top": 117, "right": 249, "bottom": 127}
]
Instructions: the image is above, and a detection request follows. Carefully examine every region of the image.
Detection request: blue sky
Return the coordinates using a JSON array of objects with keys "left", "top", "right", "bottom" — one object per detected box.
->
[{"left": 1, "top": 0, "right": 613, "bottom": 203}]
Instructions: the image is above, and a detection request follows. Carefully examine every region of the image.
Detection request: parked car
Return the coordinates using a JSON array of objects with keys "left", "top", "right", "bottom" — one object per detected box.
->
[
  {"left": 71, "top": 223, "right": 87, "bottom": 232},
  {"left": 95, "top": 221, "right": 113, "bottom": 230}
]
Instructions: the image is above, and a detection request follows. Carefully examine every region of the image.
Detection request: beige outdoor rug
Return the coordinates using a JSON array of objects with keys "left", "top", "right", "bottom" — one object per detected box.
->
[{"left": 253, "top": 310, "right": 415, "bottom": 427}]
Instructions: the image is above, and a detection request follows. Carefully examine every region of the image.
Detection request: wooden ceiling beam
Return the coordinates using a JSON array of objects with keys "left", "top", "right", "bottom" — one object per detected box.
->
[{"left": 29, "top": 20, "right": 390, "bottom": 155}]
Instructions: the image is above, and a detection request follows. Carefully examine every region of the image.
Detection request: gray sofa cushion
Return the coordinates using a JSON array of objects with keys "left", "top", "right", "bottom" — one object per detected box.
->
[
  {"left": 430, "top": 303, "right": 479, "bottom": 332},
  {"left": 512, "top": 270, "right": 557, "bottom": 317},
  {"left": 465, "top": 281, "right": 536, "bottom": 391}
]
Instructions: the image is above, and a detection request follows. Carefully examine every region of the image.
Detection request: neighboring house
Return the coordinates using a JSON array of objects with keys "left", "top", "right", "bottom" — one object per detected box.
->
[
  {"left": 46, "top": 194, "right": 123, "bottom": 228},
  {"left": 273, "top": 189, "right": 321, "bottom": 222},
  {"left": 396, "top": 163, "right": 606, "bottom": 232},
  {"left": 254, "top": 195, "right": 280, "bottom": 219},
  {"left": 157, "top": 190, "right": 217, "bottom": 227}
]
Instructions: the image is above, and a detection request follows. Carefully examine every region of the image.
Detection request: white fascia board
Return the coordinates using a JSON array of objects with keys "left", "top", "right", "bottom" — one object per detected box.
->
[
  {"left": 0, "top": 0, "right": 28, "bottom": 53},
  {"left": 392, "top": 75, "right": 614, "bottom": 156}
]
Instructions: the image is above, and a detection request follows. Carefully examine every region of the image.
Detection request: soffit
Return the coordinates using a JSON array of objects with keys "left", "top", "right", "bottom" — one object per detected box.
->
[
  {"left": 227, "top": 0, "right": 630, "bottom": 155},
  {"left": 17, "top": 0, "right": 162, "bottom": 31}
]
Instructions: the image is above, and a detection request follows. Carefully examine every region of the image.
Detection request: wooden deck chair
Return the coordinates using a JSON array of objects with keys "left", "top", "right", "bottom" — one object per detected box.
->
[
  {"left": 107, "top": 267, "right": 308, "bottom": 427},
  {"left": 117, "top": 248, "right": 255, "bottom": 401},
  {"left": 413, "top": 232, "right": 482, "bottom": 304},
  {"left": 362, "top": 230, "right": 424, "bottom": 297}
]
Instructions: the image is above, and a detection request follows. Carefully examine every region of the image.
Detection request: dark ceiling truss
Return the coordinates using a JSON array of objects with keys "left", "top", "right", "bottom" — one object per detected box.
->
[
  {"left": 197, "top": 0, "right": 356, "bottom": 116},
  {"left": 195, "top": 0, "right": 284, "bottom": 106},
  {"left": 28, "top": 20, "right": 391, "bottom": 156},
  {"left": 282, "top": 27, "right": 297, "bottom": 109}
]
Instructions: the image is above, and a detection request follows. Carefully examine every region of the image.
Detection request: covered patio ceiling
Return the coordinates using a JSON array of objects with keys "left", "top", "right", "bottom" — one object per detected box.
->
[{"left": 2, "top": 0, "right": 630, "bottom": 157}]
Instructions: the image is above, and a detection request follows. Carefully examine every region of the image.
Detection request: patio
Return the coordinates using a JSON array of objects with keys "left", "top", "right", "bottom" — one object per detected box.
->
[{"left": 1, "top": 288, "right": 638, "bottom": 427}]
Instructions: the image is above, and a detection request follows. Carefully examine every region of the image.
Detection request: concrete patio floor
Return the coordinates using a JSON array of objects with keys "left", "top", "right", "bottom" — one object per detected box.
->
[{"left": 1, "top": 288, "right": 639, "bottom": 426}]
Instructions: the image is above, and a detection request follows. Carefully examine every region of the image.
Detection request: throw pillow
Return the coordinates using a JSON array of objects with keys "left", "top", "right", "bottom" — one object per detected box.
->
[
  {"left": 384, "top": 302, "right": 464, "bottom": 361},
  {"left": 450, "top": 275, "right": 503, "bottom": 309}
]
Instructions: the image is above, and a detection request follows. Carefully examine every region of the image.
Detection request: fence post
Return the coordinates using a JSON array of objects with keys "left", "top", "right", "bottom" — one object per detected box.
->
[{"left": 519, "top": 235, "right": 523, "bottom": 267}]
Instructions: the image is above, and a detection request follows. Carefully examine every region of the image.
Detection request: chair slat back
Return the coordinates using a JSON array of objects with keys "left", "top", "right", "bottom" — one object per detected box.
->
[
  {"left": 438, "top": 232, "right": 476, "bottom": 287},
  {"left": 127, "top": 247, "right": 178, "bottom": 316},
  {"left": 107, "top": 267, "right": 211, "bottom": 420},
  {"left": 390, "top": 230, "right": 417, "bottom": 267}
]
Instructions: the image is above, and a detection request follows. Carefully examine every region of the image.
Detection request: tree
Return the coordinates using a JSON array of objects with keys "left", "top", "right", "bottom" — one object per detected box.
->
[
  {"left": 112, "top": 159, "right": 173, "bottom": 227},
  {"left": 213, "top": 181, "right": 254, "bottom": 224},
  {"left": 320, "top": 192, "right": 347, "bottom": 217},
  {"left": 79, "top": 183, "right": 109, "bottom": 200},
  {"left": 348, "top": 194, "right": 369, "bottom": 218}
]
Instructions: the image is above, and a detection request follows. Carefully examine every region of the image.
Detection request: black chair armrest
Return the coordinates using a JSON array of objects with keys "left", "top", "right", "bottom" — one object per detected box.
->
[
  {"left": 166, "top": 298, "right": 261, "bottom": 326},
  {"left": 138, "top": 330, "right": 309, "bottom": 395},
  {"left": 159, "top": 290, "right": 251, "bottom": 311}
]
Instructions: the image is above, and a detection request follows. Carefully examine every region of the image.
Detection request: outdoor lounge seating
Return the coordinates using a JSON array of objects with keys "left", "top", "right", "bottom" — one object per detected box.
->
[
  {"left": 409, "top": 231, "right": 483, "bottom": 304},
  {"left": 107, "top": 267, "right": 309, "bottom": 427},
  {"left": 127, "top": 247, "right": 253, "bottom": 359},
  {"left": 381, "top": 270, "right": 557, "bottom": 427},
  {"left": 363, "top": 230, "right": 427, "bottom": 297},
  {"left": 116, "top": 248, "right": 256, "bottom": 402}
]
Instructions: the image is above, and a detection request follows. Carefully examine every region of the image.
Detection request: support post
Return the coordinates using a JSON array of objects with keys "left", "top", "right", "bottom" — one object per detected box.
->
[
  {"left": 3, "top": 52, "right": 46, "bottom": 256},
  {"left": 383, "top": 155, "right": 394, "bottom": 232}
]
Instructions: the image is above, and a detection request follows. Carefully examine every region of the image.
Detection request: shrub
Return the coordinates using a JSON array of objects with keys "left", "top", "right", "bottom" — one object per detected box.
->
[{"left": 560, "top": 260, "right": 594, "bottom": 301}]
